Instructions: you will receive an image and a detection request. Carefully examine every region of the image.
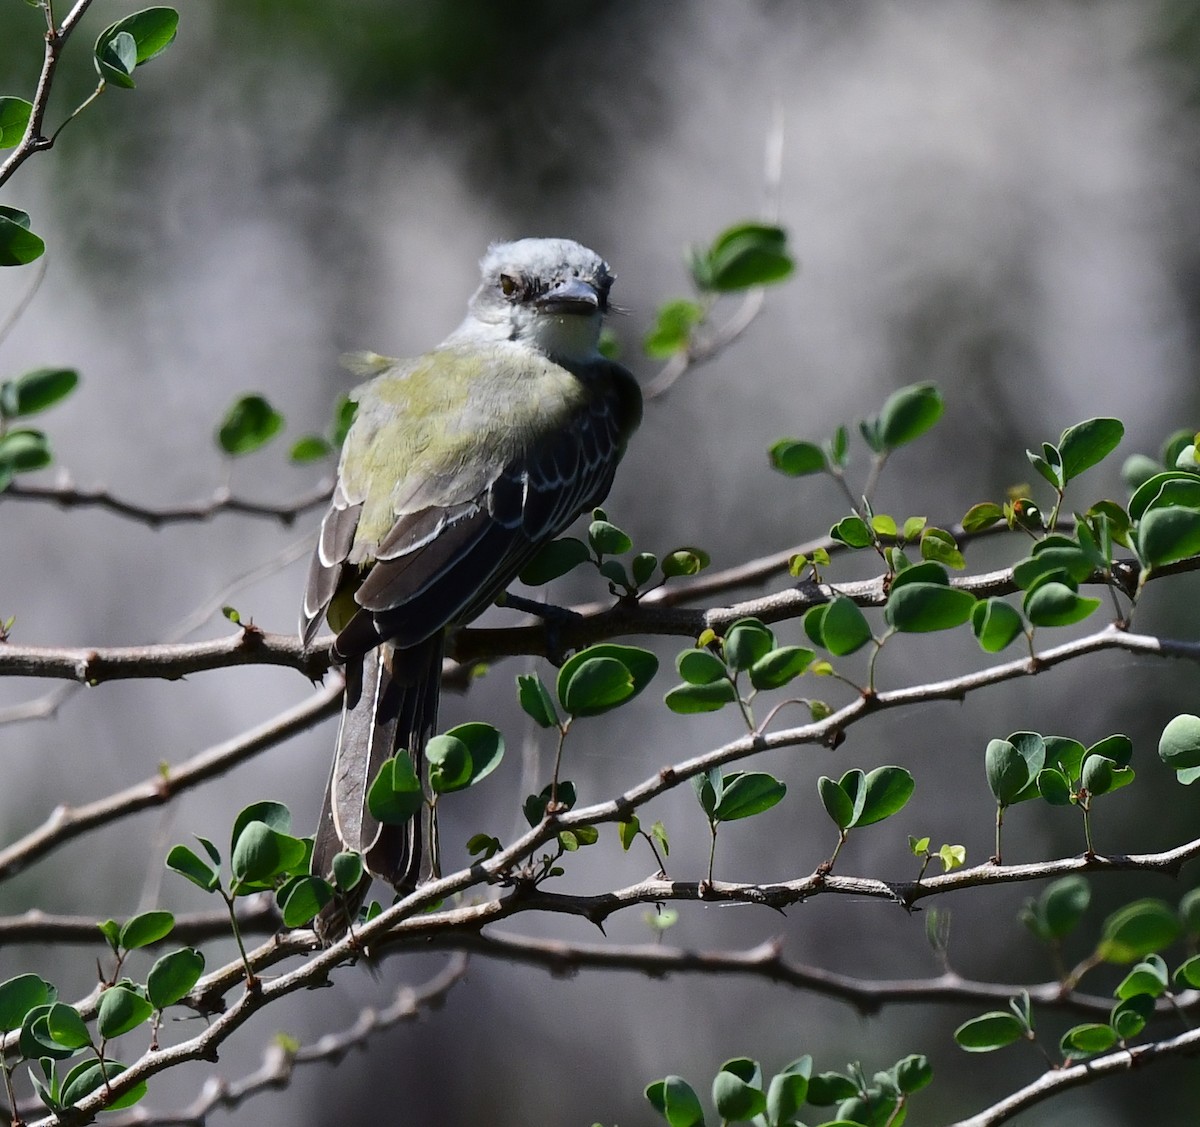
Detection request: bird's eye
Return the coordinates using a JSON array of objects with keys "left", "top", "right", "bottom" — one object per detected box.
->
[{"left": 499, "top": 274, "right": 519, "bottom": 298}]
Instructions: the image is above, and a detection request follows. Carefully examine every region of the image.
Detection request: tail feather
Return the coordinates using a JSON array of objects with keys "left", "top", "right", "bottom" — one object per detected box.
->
[{"left": 312, "top": 634, "right": 444, "bottom": 942}]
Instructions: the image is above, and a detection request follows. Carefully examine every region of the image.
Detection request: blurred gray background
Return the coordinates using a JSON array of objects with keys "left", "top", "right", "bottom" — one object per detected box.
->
[{"left": 3, "top": 1, "right": 1200, "bottom": 1123}]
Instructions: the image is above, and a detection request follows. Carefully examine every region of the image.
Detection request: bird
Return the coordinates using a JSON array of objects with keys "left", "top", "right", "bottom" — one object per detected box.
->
[{"left": 300, "top": 237, "right": 642, "bottom": 940}]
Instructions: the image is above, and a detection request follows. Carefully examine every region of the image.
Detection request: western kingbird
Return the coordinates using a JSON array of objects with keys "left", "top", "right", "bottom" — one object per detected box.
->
[{"left": 300, "top": 237, "right": 641, "bottom": 938}]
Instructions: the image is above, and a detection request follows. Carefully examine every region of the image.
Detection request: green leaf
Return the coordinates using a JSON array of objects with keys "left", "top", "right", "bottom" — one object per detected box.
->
[
  {"left": 1110, "top": 993, "right": 1155, "bottom": 1040},
  {"left": 97, "top": 985, "right": 153, "bottom": 1040},
  {"left": 47, "top": 1003, "right": 90, "bottom": 1050},
  {"left": 146, "top": 948, "right": 205, "bottom": 1009},
  {"left": 661, "top": 546, "right": 710, "bottom": 578},
  {"left": 231, "top": 801, "right": 291, "bottom": 854},
  {"left": 618, "top": 817, "right": 639, "bottom": 851},
  {"left": 94, "top": 7, "right": 180, "bottom": 88},
  {"left": 331, "top": 851, "right": 364, "bottom": 892},
  {"left": 894, "top": 1053, "right": 933, "bottom": 1094},
  {"left": 1098, "top": 899, "right": 1180, "bottom": 963},
  {"left": 765, "top": 1057, "right": 812, "bottom": 1124},
  {"left": 919, "top": 526, "right": 965, "bottom": 569},
  {"left": 0, "top": 974, "right": 51, "bottom": 1032},
  {"left": 1115, "top": 956, "right": 1168, "bottom": 1000},
  {"left": 853, "top": 765, "right": 915, "bottom": 826},
  {"left": 1081, "top": 754, "right": 1114, "bottom": 796},
  {"left": 517, "top": 672, "right": 559, "bottom": 728},
  {"left": 289, "top": 435, "right": 332, "bottom": 463},
  {"left": 366, "top": 755, "right": 423, "bottom": 825},
  {"left": 1160, "top": 714, "right": 1200, "bottom": 771},
  {"left": 810, "top": 595, "right": 872, "bottom": 656},
  {"left": 0, "top": 428, "right": 52, "bottom": 486},
  {"left": 885, "top": 582, "right": 975, "bottom": 632},
  {"left": 664, "top": 680, "right": 738, "bottom": 714},
  {"left": 723, "top": 618, "right": 774, "bottom": 671},
  {"left": 0, "top": 97, "right": 32, "bottom": 148},
  {"left": 1041, "top": 876, "right": 1090, "bottom": 939},
  {"left": 118, "top": 910, "right": 174, "bottom": 950},
  {"left": 231, "top": 822, "right": 307, "bottom": 887},
  {"left": 644, "top": 299, "right": 704, "bottom": 358},
  {"left": 1036, "top": 766, "right": 1073, "bottom": 805},
  {"left": 278, "top": 875, "right": 333, "bottom": 927},
  {"left": 677, "top": 648, "right": 728, "bottom": 686},
  {"left": 712, "top": 772, "right": 786, "bottom": 822},
  {"left": 696, "top": 222, "right": 793, "bottom": 291},
  {"left": 818, "top": 775, "right": 856, "bottom": 830},
  {"left": 1059, "top": 418, "right": 1124, "bottom": 482},
  {"left": 877, "top": 382, "right": 944, "bottom": 448},
  {"left": 216, "top": 393, "right": 284, "bottom": 456},
  {"left": 632, "top": 552, "right": 658, "bottom": 587},
  {"left": 962, "top": 502, "right": 1004, "bottom": 533},
  {"left": 1175, "top": 952, "right": 1200, "bottom": 989},
  {"left": 769, "top": 438, "right": 827, "bottom": 476},
  {"left": 888, "top": 560, "right": 949, "bottom": 590},
  {"left": 0, "top": 208, "right": 44, "bottom": 266},
  {"left": 426, "top": 733, "right": 472, "bottom": 793},
  {"left": 1060, "top": 1022, "right": 1117, "bottom": 1058},
  {"left": 748, "top": 645, "right": 814, "bottom": 690},
  {"left": 556, "top": 644, "right": 658, "bottom": 718},
  {"left": 646, "top": 1075, "right": 706, "bottom": 1127},
  {"left": 1137, "top": 505, "right": 1200, "bottom": 570},
  {"left": 1013, "top": 544, "right": 1094, "bottom": 589},
  {"left": 971, "top": 598, "right": 1024, "bottom": 652},
  {"left": 165, "top": 844, "right": 219, "bottom": 892},
  {"left": 1023, "top": 582, "right": 1100, "bottom": 627},
  {"left": 432, "top": 722, "right": 504, "bottom": 792},
  {"left": 954, "top": 1011, "right": 1025, "bottom": 1052},
  {"left": 523, "top": 780, "right": 576, "bottom": 825},
  {"left": 830, "top": 514, "right": 872, "bottom": 548},
  {"left": 712, "top": 1059, "right": 766, "bottom": 1121},
  {"left": 519, "top": 537, "right": 590, "bottom": 585},
  {"left": 61, "top": 1059, "right": 146, "bottom": 1110},
  {"left": 330, "top": 394, "right": 356, "bottom": 445},
  {"left": 588, "top": 519, "right": 632, "bottom": 556},
  {"left": 0, "top": 368, "right": 78, "bottom": 419}
]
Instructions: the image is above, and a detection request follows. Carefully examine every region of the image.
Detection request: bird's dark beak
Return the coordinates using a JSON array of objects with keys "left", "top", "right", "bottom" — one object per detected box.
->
[{"left": 536, "top": 278, "right": 601, "bottom": 316}]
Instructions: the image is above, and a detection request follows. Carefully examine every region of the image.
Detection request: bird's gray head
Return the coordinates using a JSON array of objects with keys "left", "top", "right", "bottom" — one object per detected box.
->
[{"left": 449, "top": 237, "right": 615, "bottom": 364}]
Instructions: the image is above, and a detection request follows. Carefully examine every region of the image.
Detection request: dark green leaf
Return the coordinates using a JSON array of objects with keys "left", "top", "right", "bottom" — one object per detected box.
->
[
  {"left": 1013, "top": 546, "right": 1093, "bottom": 589},
  {"left": 919, "top": 526, "right": 965, "bottom": 569},
  {"left": 0, "top": 208, "right": 44, "bottom": 266},
  {"left": 1175, "top": 952, "right": 1200, "bottom": 989},
  {"left": 878, "top": 382, "right": 944, "bottom": 448},
  {"left": 1110, "top": 993, "right": 1155, "bottom": 1041},
  {"left": 888, "top": 560, "right": 949, "bottom": 589},
  {"left": 1036, "top": 767, "right": 1073, "bottom": 805},
  {"left": 962, "top": 502, "right": 1004, "bottom": 533},
  {"left": 1160, "top": 714, "right": 1200, "bottom": 771},
  {"left": 0, "top": 97, "right": 32, "bottom": 148},
  {"left": 94, "top": 7, "right": 180, "bottom": 88},
  {"left": 1137, "top": 505, "right": 1200, "bottom": 570},
  {"left": 1081, "top": 754, "right": 1114, "bottom": 796},
  {"left": 830, "top": 514, "right": 872, "bottom": 548},
  {"left": 97, "top": 985, "right": 153, "bottom": 1040},
  {"left": 769, "top": 438, "right": 827, "bottom": 477},
  {"left": 1, "top": 368, "right": 78, "bottom": 418},
  {"left": 0, "top": 428, "right": 52, "bottom": 479},
  {"left": 661, "top": 546, "right": 710, "bottom": 578},
  {"left": 885, "top": 582, "right": 975, "bottom": 632},
  {"left": 1128, "top": 470, "right": 1200, "bottom": 521},
  {"left": 632, "top": 552, "right": 658, "bottom": 587},
  {"left": 588, "top": 519, "right": 632, "bottom": 556},
  {"left": 677, "top": 648, "right": 727, "bottom": 686},
  {"left": 366, "top": 755, "right": 423, "bottom": 825},
  {"left": 712, "top": 1060, "right": 766, "bottom": 1121},
  {"left": 818, "top": 775, "right": 855, "bottom": 830},
  {"left": 426, "top": 734, "right": 472, "bottom": 793},
  {"left": 954, "top": 1011, "right": 1025, "bottom": 1051},
  {"left": 971, "top": 598, "right": 1024, "bottom": 652},
  {"left": 61, "top": 1058, "right": 146, "bottom": 1110},
  {"left": 645, "top": 1075, "right": 705, "bottom": 1127},
  {"left": 853, "top": 765, "right": 915, "bottom": 826},
  {"left": 765, "top": 1056, "right": 812, "bottom": 1123},
  {"left": 231, "top": 801, "right": 291, "bottom": 855},
  {"left": 1115, "top": 956, "right": 1168, "bottom": 1000},
  {"left": 664, "top": 680, "right": 737, "bottom": 713},
  {"left": 748, "top": 645, "right": 814, "bottom": 690},
  {"left": 723, "top": 618, "right": 774, "bottom": 671},
  {"left": 47, "top": 1003, "right": 90, "bottom": 1050},
  {"left": 1098, "top": 899, "right": 1180, "bottom": 963},
  {"left": 517, "top": 672, "right": 559, "bottom": 728},
  {"left": 1059, "top": 418, "right": 1124, "bottom": 482},
  {"left": 699, "top": 222, "right": 793, "bottom": 291},
  {"left": 146, "top": 948, "right": 204, "bottom": 1009},
  {"left": 556, "top": 644, "right": 658, "bottom": 718},
  {"left": 0, "top": 974, "right": 51, "bottom": 1032},
  {"left": 1023, "top": 582, "right": 1100, "bottom": 627},
  {"left": 1060, "top": 1023, "right": 1116, "bottom": 1058},
  {"left": 216, "top": 393, "right": 284, "bottom": 456},
  {"left": 118, "top": 910, "right": 174, "bottom": 951},
  {"left": 814, "top": 595, "right": 872, "bottom": 656},
  {"left": 1041, "top": 876, "right": 1090, "bottom": 938},
  {"left": 894, "top": 1053, "right": 933, "bottom": 1094},
  {"left": 278, "top": 875, "right": 332, "bottom": 927},
  {"left": 436, "top": 722, "right": 503, "bottom": 791},
  {"left": 331, "top": 851, "right": 364, "bottom": 892},
  {"left": 519, "top": 537, "right": 590, "bottom": 585},
  {"left": 712, "top": 772, "right": 786, "bottom": 822},
  {"left": 330, "top": 394, "right": 356, "bottom": 445},
  {"left": 165, "top": 844, "right": 219, "bottom": 892},
  {"left": 231, "top": 822, "right": 307, "bottom": 887}
]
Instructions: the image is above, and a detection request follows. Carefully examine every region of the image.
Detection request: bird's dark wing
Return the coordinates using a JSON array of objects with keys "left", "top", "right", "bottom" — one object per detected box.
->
[{"left": 330, "top": 373, "right": 632, "bottom": 657}]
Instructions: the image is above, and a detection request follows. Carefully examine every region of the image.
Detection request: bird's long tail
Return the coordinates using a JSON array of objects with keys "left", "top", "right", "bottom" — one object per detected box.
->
[{"left": 312, "top": 634, "right": 443, "bottom": 942}]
